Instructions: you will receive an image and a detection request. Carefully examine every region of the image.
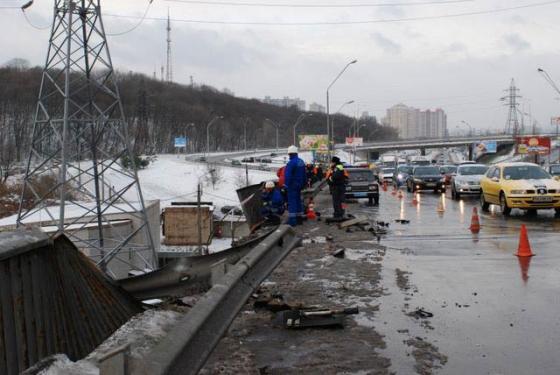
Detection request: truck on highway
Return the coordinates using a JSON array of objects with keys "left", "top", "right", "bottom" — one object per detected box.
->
[{"left": 408, "top": 155, "right": 431, "bottom": 166}]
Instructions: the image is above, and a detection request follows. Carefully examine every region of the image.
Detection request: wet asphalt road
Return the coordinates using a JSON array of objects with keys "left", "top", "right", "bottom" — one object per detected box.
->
[{"left": 354, "top": 186, "right": 560, "bottom": 374}]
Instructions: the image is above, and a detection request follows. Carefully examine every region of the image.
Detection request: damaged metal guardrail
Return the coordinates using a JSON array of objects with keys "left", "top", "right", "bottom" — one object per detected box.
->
[{"left": 130, "top": 225, "right": 301, "bottom": 375}]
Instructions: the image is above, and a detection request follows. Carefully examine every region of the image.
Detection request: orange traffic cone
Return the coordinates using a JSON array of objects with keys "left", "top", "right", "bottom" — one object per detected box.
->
[
  {"left": 307, "top": 199, "right": 317, "bottom": 220},
  {"left": 469, "top": 207, "right": 481, "bottom": 234},
  {"left": 515, "top": 224, "right": 534, "bottom": 257},
  {"left": 411, "top": 195, "right": 418, "bottom": 206},
  {"left": 382, "top": 180, "right": 388, "bottom": 192},
  {"left": 397, "top": 190, "right": 404, "bottom": 199}
]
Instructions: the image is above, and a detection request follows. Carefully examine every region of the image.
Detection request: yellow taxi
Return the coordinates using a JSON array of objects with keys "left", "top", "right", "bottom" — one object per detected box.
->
[{"left": 480, "top": 162, "right": 560, "bottom": 216}]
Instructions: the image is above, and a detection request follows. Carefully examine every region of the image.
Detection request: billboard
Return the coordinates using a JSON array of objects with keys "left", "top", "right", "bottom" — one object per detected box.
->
[
  {"left": 298, "top": 134, "right": 328, "bottom": 152},
  {"left": 472, "top": 140, "right": 497, "bottom": 159},
  {"left": 174, "top": 137, "right": 187, "bottom": 148},
  {"left": 515, "top": 136, "right": 551, "bottom": 155},
  {"left": 345, "top": 137, "right": 363, "bottom": 146}
]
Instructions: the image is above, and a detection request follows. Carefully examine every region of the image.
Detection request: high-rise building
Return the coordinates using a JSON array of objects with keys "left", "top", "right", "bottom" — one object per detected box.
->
[
  {"left": 263, "top": 96, "right": 306, "bottom": 111},
  {"left": 384, "top": 104, "right": 447, "bottom": 139},
  {"left": 309, "top": 102, "right": 326, "bottom": 113}
]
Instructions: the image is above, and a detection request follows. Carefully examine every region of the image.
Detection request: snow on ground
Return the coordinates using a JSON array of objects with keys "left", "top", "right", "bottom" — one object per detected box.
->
[
  {"left": 106, "top": 154, "right": 276, "bottom": 211},
  {"left": 37, "top": 354, "right": 99, "bottom": 375},
  {"left": 89, "top": 309, "right": 183, "bottom": 362}
]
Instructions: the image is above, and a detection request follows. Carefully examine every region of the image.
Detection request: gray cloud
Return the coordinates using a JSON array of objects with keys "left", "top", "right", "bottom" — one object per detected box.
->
[
  {"left": 502, "top": 33, "right": 531, "bottom": 52},
  {"left": 371, "top": 32, "right": 401, "bottom": 55}
]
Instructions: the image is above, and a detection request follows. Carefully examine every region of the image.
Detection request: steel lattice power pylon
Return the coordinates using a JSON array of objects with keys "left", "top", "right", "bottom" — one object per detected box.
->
[
  {"left": 502, "top": 78, "right": 522, "bottom": 136},
  {"left": 17, "top": 0, "right": 157, "bottom": 277}
]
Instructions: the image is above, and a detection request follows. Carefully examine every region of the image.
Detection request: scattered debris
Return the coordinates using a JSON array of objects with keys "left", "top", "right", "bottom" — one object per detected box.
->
[
  {"left": 405, "top": 337, "right": 448, "bottom": 374},
  {"left": 274, "top": 307, "right": 359, "bottom": 329},
  {"left": 252, "top": 291, "right": 292, "bottom": 312},
  {"left": 395, "top": 219, "right": 410, "bottom": 224},
  {"left": 332, "top": 248, "right": 345, "bottom": 258},
  {"left": 325, "top": 217, "right": 346, "bottom": 224},
  {"left": 338, "top": 217, "right": 369, "bottom": 229},
  {"left": 408, "top": 308, "right": 434, "bottom": 319}
]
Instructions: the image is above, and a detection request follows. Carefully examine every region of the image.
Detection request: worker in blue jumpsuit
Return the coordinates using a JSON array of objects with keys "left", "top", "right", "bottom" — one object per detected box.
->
[
  {"left": 261, "top": 181, "right": 286, "bottom": 225},
  {"left": 284, "top": 145, "right": 307, "bottom": 226}
]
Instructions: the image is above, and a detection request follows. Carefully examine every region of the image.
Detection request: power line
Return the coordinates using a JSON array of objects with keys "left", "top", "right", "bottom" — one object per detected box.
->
[
  {"left": 107, "top": 0, "right": 154, "bottom": 36},
  {"left": 103, "top": 0, "right": 560, "bottom": 26},
  {"left": 21, "top": 9, "right": 50, "bottom": 30},
  {"left": 164, "top": 0, "right": 474, "bottom": 8}
]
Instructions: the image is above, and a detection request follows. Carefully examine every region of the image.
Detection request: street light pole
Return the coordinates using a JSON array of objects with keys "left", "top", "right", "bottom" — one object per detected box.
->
[
  {"left": 538, "top": 68, "right": 560, "bottom": 140},
  {"left": 206, "top": 115, "right": 223, "bottom": 156},
  {"left": 326, "top": 59, "right": 357, "bottom": 155},
  {"left": 185, "top": 122, "right": 195, "bottom": 154},
  {"left": 265, "top": 118, "right": 280, "bottom": 151},
  {"left": 461, "top": 120, "right": 473, "bottom": 137},
  {"left": 333, "top": 99, "right": 354, "bottom": 144},
  {"left": 357, "top": 124, "right": 367, "bottom": 137},
  {"left": 242, "top": 117, "right": 249, "bottom": 151},
  {"left": 293, "top": 113, "right": 312, "bottom": 145}
]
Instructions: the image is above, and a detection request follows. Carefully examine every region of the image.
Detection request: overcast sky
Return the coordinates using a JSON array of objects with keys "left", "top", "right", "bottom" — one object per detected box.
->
[{"left": 2, "top": 0, "right": 560, "bottom": 135}]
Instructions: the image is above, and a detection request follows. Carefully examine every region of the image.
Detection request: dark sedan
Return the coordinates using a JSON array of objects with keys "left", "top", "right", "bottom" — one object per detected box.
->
[{"left": 406, "top": 166, "right": 446, "bottom": 193}]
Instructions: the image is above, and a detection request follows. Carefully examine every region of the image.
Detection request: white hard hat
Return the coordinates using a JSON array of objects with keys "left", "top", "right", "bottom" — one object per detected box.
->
[
  {"left": 288, "top": 145, "right": 298, "bottom": 154},
  {"left": 265, "top": 181, "right": 275, "bottom": 189}
]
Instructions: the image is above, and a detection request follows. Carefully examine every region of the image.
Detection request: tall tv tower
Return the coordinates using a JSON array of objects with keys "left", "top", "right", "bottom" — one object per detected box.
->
[
  {"left": 17, "top": 0, "right": 157, "bottom": 275},
  {"left": 166, "top": 9, "right": 173, "bottom": 83},
  {"left": 501, "top": 78, "right": 522, "bottom": 136}
]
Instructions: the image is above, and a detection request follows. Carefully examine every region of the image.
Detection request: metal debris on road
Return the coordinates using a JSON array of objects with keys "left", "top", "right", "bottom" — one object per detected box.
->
[
  {"left": 408, "top": 308, "right": 434, "bottom": 319},
  {"left": 332, "top": 248, "right": 346, "bottom": 258},
  {"left": 395, "top": 219, "right": 411, "bottom": 224},
  {"left": 274, "top": 307, "right": 359, "bottom": 329}
]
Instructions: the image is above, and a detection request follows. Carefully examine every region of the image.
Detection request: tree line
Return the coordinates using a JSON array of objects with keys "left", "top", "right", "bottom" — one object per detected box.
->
[{"left": 0, "top": 59, "right": 398, "bottom": 180}]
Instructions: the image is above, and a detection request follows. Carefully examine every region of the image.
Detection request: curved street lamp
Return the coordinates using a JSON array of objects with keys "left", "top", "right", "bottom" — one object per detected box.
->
[
  {"left": 292, "top": 113, "right": 312, "bottom": 146},
  {"left": 206, "top": 115, "right": 224, "bottom": 156},
  {"left": 460, "top": 120, "right": 473, "bottom": 137},
  {"left": 326, "top": 59, "right": 357, "bottom": 153},
  {"left": 265, "top": 118, "right": 281, "bottom": 151}
]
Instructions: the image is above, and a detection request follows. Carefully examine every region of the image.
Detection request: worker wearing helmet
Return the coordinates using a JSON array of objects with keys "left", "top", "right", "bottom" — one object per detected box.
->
[
  {"left": 284, "top": 145, "right": 306, "bottom": 226},
  {"left": 261, "top": 181, "right": 285, "bottom": 225}
]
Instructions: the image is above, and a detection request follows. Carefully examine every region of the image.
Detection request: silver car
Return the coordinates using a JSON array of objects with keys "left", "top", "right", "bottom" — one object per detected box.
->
[{"left": 451, "top": 164, "right": 489, "bottom": 200}]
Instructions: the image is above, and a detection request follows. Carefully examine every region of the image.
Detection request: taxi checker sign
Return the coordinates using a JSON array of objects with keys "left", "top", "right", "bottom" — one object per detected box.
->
[{"left": 515, "top": 136, "right": 551, "bottom": 155}]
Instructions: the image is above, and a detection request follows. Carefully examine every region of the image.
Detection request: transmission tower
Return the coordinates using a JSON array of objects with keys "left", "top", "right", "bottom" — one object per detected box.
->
[
  {"left": 166, "top": 9, "right": 173, "bottom": 83},
  {"left": 17, "top": 0, "right": 157, "bottom": 277},
  {"left": 501, "top": 78, "right": 522, "bottom": 136}
]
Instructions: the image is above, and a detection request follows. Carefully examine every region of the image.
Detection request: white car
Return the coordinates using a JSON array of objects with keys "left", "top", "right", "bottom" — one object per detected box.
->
[
  {"left": 451, "top": 164, "right": 489, "bottom": 199},
  {"left": 379, "top": 167, "right": 395, "bottom": 182}
]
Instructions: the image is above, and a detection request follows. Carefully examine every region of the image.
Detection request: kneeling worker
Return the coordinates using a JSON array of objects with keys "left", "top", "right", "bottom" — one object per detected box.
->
[{"left": 261, "top": 181, "right": 286, "bottom": 225}]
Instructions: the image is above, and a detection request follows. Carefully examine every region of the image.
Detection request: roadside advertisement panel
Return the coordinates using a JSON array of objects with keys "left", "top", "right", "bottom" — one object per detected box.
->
[
  {"left": 515, "top": 136, "right": 551, "bottom": 155},
  {"left": 174, "top": 137, "right": 187, "bottom": 148},
  {"left": 472, "top": 140, "right": 497, "bottom": 159},
  {"left": 345, "top": 137, "right": 363, "bottom": 146},
  {"left": 298, "top": 134, "right": 328, "bottom": 152}
]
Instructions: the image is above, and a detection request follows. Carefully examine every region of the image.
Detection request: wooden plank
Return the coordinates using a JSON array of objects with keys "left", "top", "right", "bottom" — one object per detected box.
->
[{"left": 337, "top": 217, "right": 369, "bottom": 229}]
